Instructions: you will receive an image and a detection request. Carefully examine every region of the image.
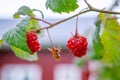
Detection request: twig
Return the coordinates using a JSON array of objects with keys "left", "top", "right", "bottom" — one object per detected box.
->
[
  {"left": 34, "top": 9, "right": 90, "bottom": 32},
  {"left": 31, "top": 17, "right": 52, "bottom": 25},
  {"left": 75, "top": 16, "right": 79, "bottom": 37},
  {"left": 92, "top": 9, "right": 120, "bottom": 14},
  {"left": 33, "top": 0, "right": 120, "bottom": 32},
  {"left": 47, "top": 29, "right": 54, "bottom": 46},
  {"left": 109, "top": 0, "right": 118, "bottom": 11},
  {"left": 84, "top": 0, "right": 120, "bottom": 14},
  {"left": 84, "top": 0, "right": 93, "bottom": 9}
]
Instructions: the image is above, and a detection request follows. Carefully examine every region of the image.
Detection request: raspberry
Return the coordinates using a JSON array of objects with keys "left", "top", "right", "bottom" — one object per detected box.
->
[
  {"left": 26, "top": 31, "right": 41, "bottom": 54},
  {"left": 66, "top": 35, "right": 88, "bottom": 57}
]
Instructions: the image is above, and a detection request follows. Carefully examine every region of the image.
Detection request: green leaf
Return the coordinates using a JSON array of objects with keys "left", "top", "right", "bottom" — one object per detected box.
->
[
  {"left": 12, "top": 46, "right": 38, "bottom": 61},
  {"left": 13, "top": 6, "right": 34, "bottom": 18},
  {"left": 100, "top": 64, "right": 120, "bottom": 80},
  {"left": 46, "top": 0, "right": 79, "bottom": 13},
  {"left": 101, "top": 16, "right": 120, "bottom": 65},
  {"left": 0, "top": 39, "right": 4, "bottom": 48},
  {"left": 26, "top": 18, "right": 40, "bottom": 31},
  {"left": 75, "top": 59, "right": 84, "bottom": 67},
  {"left": 2, "top": 22, "right": 31, "bottom": 53},
  {"left": 2, "top": 17, "right": 41, "bottom": 61},
  {"left": 16, "top": 17, "right": 41, "bottom": 32},
  {"left": 25, "top": 18, "right": 44, "bottom": 37},
  {"left": 92, "top": 20, "right": 104, "bottom": 60},
  {"left": 91, "top": 53, "right": 102, "bottom": 60}
]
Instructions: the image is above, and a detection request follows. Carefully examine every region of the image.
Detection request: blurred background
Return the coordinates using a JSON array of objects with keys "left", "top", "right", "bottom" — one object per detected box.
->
[{"left": 0, "top": 0, "right": 120, "bottom": 80}]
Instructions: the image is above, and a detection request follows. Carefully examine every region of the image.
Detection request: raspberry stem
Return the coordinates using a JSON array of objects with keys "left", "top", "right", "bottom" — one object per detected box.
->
[
  {"left": 47, "top": 29, "right": 54, "bottom": 47},
  {"left": 75, "top": 16, "right": 79, "bottom": 38}
]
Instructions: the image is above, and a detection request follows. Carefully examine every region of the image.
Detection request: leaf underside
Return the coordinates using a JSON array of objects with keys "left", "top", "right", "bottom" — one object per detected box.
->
[
  {"left": 12, "top": 46, "right": 38, "bottom": 61},
  {"left": 92, "top": 20, "right": 104, "bottom": 60},
  {"left": 98, "top": 13, "right": 120, "bottom": 65},
  {"left": 3, "top": 18, "right": 31, "bottom": 53},
  {"left": 46, "top": 0, "right": 79, "bottom": 13},
  {"left": 13, "top": 6, "right": 34, "bottom": 18}
]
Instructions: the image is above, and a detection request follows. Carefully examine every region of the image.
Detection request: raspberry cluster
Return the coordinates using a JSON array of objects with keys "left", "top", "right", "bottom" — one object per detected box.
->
[
  {"left": 26, "top": 31, "right": 41, "bottom": 54},
  {"left": 66, "top": 35, "right": 88, "bottom": 57}
]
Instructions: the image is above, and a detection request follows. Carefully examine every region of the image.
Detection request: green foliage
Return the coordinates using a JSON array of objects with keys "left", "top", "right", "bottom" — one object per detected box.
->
[
  {"left": 92, "top": 20, "right": 104, "bottom": 60},
  {"left": 25, "top": 18, "right": 43, "bottom": 37},
  {"left": 0, "top": 39, "right": 4, "bottom": 45},
  {"left": 0, "top": 39, "right": 4, "bottom": 48},
  {"left": 12, "top": 46, "right": 38, "bottom": 61},
  {"left": 2, "top": 17, "right": 41, "bottom": 61},
  {"left": 32, "top": 9, "right": 44, "bottom": 19},
  {"left": 101, "top": 19, "right": 120, "bottom": 65},
  {"left": 75, "top": 58, "right": 85, "bottom": 67},
  {"left": 98, "top": 13, "right": 120, "bottom": 65},
  {"left": 26, "top": 18, "right": 40, "bottom": 31},
  {"left": 13, "top": 6, "right": 34, "bottom": 18},
  {"left": 2, "top": 20, "right": 31, "bottom": 53},
  {"left": 46, "top": 0, "right": 79, "bottom": 13},
  {"left": 100, "top": 64, "right": 120, "bottom": 80}
]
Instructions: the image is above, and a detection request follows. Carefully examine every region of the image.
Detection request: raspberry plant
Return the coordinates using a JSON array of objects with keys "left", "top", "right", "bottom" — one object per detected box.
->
[
  {"left": 0, "top": 0, "right": 120, "bottom": 62},
  {"left": 0, "top": 0, "right": 120, "bottom": 67},
  {"left": 1, "top": 0, "right": 120, "bottom": 79}
]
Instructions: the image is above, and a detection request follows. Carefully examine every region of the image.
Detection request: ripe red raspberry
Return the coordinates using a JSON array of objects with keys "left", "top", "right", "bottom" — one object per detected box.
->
[
  {"left": 66, "top": 34, "right": 88, "bottom": 57},
  {"left": 26, "top": 31, "right": 41, "bottom": 54}
]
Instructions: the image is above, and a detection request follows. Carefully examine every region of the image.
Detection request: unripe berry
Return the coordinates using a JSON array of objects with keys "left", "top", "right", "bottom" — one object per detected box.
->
[{"left": 26, "top": 31, "right": 41, "bottom": 54}]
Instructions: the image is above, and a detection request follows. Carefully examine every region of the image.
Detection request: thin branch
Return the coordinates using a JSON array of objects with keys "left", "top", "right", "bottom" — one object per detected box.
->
[
  {"left": 34, "top": 9, "right": 90, "bottom": 32},
  {"left": 75, "top": 16, "right": 79, "bottom": 37},
  {"left": 31, "top": 17, "right": 52, "bottom": 25},
  {"left": 33, "top": 0, "right": 120, "bottom": 32},
  {"left": 84, "top": 0, "right": 93, "bottom": 9},
  {"left": 92, "top": 9, "right": 120, "bottom": 14},
  {"left": 109, "top": 0, "right": 118, "bottom": 10},
  {"left": 84, "top": 0, "right": 120, "bottom": 14},
  {"left": 47, "top": 29, "right": 54, "bottom": 46}
]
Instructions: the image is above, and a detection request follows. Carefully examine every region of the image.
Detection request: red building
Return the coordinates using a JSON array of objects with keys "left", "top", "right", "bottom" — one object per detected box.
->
[{"left": 0, "top": 49, "right": 83, "bottom": 80}]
